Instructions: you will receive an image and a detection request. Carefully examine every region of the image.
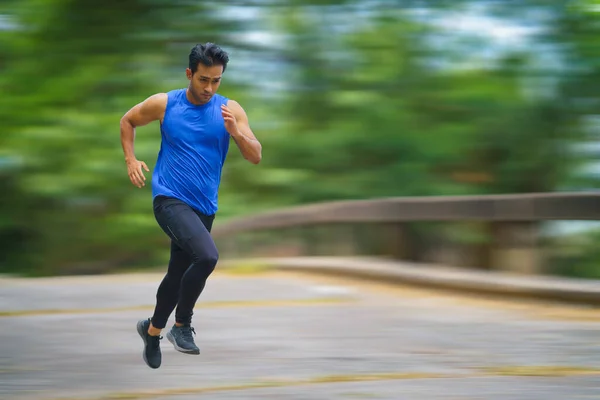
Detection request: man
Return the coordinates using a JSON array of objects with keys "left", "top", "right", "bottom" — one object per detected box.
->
[{"left": 119, "top": 43, "right": 262, "bottom": 369}]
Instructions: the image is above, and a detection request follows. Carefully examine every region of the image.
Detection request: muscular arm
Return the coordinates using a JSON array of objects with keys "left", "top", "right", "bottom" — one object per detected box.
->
[
  {"left": 223, "top": 100, "right": 262, "bottom": 164},
  {"left": 120, "top": 93, "right": 167, "bottom": 162}
]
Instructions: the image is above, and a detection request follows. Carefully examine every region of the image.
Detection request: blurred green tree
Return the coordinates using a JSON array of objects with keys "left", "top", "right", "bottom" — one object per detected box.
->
[{"left": 1, "top": 0, "right": 598, "bottom": 276}]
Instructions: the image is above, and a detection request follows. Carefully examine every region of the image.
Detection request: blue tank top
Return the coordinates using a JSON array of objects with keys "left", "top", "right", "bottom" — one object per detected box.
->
[{"left": 152, "top": 88, "right": 230, "bottom": 215}]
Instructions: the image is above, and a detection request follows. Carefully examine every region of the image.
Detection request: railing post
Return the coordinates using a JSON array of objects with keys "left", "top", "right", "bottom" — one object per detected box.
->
[
  {"left": 490, "top": 221, "right": 541, "bottom": 275},
  {"left": 383, "top": 222, "right": 418, "bottom": 260},
  {"left": 324, "top": 223, "right": 354, "bottom": 256},
  {"left": 300, "top": 225, "right": 316, "bottom": 256}
]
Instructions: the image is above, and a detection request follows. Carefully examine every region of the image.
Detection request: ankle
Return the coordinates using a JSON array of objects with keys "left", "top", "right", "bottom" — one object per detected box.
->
[
  {"left": 175, "top": 322, "right": 184, "bottom": 328},
  {"left": 148, "top": 322, "right": 162, "bottom": 336}
]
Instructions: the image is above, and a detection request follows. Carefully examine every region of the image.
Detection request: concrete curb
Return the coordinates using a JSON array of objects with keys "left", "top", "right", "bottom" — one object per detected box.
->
[{"left": 220, "top": 256, "right": 600, "bottom": 306}]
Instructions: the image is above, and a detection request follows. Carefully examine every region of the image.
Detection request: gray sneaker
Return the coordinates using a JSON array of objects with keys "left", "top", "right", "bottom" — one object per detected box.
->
[
  {"left": 136, "top": 318, "right": 162, "bottom": 369},
  {"left": 166, "top": 325, "right": 200, "bottom": 355}
]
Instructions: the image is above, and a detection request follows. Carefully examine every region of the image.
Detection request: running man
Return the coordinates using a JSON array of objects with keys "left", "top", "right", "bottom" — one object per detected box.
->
[{"left": 119, "top": 43, "right": 262, "bottom": 369}]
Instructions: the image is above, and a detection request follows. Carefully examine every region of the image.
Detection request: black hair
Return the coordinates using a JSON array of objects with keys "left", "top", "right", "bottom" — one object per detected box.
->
[{"left": 188, "top": 42, "right": 229, "bottom": 74}]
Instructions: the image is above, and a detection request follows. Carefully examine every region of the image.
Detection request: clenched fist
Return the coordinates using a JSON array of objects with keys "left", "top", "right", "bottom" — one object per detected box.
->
[{"left": 221, "top": 104, "right": 239, "bottom": 136}]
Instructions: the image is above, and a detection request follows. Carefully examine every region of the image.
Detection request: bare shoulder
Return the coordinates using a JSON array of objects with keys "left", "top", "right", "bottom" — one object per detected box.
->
[
  {"left": 138, "top": 92, "right": 167, "bottom": 121},
  {"left": 145, "top": 93, "right": 168, "bottom": 111},
  {"left": 226, "top": 99, "right": 248, "bottom": 118},
  {"left": 123, "top": 93, "right": 168, "bottom": 126}
]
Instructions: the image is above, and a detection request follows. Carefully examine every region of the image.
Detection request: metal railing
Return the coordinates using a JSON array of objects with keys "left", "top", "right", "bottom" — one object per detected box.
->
[{"left": 212, "top": 192, "right": 600, "bottom": 275}]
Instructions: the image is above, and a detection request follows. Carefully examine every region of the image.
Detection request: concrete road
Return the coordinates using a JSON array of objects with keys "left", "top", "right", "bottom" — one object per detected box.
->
[{"left": 1, "top": 269, "right": 600, "bottom": 400}]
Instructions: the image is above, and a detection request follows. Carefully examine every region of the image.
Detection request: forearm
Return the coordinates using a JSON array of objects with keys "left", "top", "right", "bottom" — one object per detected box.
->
[
  {"left": 120, "top": 117, "right": 137, "bottom": 162},
  {"left": 232, "top": 130, "right": 262, "bottom": 164}
]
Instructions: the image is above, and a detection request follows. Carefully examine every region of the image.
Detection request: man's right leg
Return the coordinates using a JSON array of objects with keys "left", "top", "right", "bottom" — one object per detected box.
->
[
  {"left": 151, "top": 240, "right": 192, "bottom": 330},
  {"left": 136, "top": 240, "right": 190, "bottom": 369}
]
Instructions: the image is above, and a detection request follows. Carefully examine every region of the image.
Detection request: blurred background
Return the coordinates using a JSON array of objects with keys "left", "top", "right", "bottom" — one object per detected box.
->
[
  {"left": 4, "top": 2, "right": 600, "bottom": 399},
  {"left": 1, "top": 0, "right": 600, "bottom": 278}
]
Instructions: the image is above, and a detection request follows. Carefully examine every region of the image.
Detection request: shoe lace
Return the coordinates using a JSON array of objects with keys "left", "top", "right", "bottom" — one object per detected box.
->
[
  {"left": 149, "top": 334, "right": 162, "bottom": 349},
  {"left": 180, "top": 326, "right": 196, "bottom": 342}
]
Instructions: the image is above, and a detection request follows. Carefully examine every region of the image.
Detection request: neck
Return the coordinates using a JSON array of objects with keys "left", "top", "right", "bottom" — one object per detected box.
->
[{"left": 186, "top": 88, "right": 208, "bottom": 106}]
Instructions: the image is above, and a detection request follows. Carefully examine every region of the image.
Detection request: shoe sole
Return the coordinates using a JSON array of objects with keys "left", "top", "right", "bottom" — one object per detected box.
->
[
  {"left": 166, "top": 331, "right": 200, "bottom": 355},
  {"left": 137, "top": 320, "right": 160, "bottom": 369}
]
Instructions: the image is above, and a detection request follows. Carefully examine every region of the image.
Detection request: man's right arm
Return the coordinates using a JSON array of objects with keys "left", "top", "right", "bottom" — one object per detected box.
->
[
  {"left": 120, "top": 93, "right": 167, "bottom": 163},
  {"left": 120, "top": 93, "right": 167, "bottom": 188}
]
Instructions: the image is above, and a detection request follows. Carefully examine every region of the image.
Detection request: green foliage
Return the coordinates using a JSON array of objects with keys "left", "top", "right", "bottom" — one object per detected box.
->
[
  {"left": 1, "top": 1, "right": 598, "bottom": 276},
  {"left": 549, "top": 228, "right": 600, "bottom": 280}
]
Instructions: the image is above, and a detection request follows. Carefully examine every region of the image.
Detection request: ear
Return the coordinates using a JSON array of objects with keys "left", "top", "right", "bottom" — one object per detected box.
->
[{"left": 186, "top": 68, "right": 193, "bottom": 80}]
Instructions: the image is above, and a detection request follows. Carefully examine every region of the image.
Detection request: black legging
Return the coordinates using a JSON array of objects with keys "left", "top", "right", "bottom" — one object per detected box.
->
[{"left": 150, "top": 195, "right": 218, "bottom": 329}]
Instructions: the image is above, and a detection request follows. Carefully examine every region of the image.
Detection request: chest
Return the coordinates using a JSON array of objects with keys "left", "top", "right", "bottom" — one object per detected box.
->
[{"left": 163, "top": 103, "right": 229, "bottom": 149}]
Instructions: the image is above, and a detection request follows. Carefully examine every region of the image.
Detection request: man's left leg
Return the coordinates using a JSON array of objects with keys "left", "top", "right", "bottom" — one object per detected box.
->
[
  {"left": 137, "top": 196, "right": 194, "bottom": 368},
  {"left": 149, "top": 198, "right": 217, "bottom": 355},
  {"left": 166, "top": 211, "right": 216, "bottom": 355}
]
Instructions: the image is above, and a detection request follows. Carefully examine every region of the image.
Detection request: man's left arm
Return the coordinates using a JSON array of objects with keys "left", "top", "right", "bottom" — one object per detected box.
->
[{"left": 221, "top": 100, "right": 262, "bottom": 164}]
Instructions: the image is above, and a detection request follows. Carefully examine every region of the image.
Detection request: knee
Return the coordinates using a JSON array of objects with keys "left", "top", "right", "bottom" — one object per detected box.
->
[
  {"left": 203, "top": 249, "right": 219, "bottom": 267},
  {"left": 192, "top": 250, "right": 219, "bottom": 272}
]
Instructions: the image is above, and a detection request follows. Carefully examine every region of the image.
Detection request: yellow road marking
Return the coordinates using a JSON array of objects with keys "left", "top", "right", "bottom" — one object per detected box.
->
[
  {"left": 43, "top": 366, "right": 600, "bottom": 400},
  {"left": 48, "top": 372, "right": 453, "bottom": 400},
  {"left": 479, "top": 365, "right": 600, "bottom": 377}
]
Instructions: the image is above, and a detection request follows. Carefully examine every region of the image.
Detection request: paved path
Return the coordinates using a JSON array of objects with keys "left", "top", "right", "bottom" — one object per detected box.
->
[{"left": 1, "top": 270, "right": 600, "bottom": 399}]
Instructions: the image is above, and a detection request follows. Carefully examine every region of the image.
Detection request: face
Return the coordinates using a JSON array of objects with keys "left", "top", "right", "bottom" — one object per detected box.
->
[{"left": 186, "top": 64, "right": 223, "bottom": 105}]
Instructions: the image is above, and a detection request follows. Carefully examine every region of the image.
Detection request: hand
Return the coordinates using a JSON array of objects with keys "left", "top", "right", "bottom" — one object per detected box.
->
[
  {"left": 126, "top": 159, "right": 150, "bottom": 188},
  {"left": 221, "top": 104, "right": 239, "bottom": 136}
]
